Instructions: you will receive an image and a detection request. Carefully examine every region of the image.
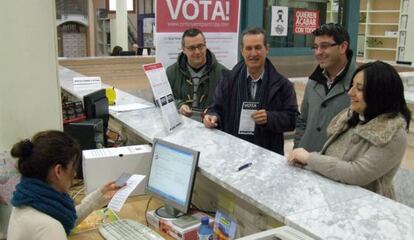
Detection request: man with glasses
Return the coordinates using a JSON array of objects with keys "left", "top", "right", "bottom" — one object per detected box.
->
[
  {"left": 204, "top": 27, "right": 298, "bottom": 155},
  {"left": 166, "top": 28, "right": 227, "bottom": 122},
  {"left": 293, "top": 23, "right": 356, "bottom": 152}
]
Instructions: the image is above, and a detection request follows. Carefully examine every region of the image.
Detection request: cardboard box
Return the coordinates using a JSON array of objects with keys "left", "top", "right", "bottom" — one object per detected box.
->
[{"left": 83, "top": 145, "right": 152, "bottom": 195}]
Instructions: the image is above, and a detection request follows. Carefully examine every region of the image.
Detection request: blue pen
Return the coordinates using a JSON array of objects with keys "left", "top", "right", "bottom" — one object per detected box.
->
[{"left": 237, "top": 162, "right": 253, "bottom": 171}]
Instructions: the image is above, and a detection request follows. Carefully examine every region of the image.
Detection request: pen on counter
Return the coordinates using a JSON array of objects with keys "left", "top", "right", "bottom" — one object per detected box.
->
[{"left": 237, "top": 162, "right": 253, "bottom": 172}]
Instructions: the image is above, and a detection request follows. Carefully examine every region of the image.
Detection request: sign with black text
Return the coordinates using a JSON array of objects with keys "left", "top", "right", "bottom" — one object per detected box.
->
[
  {"left": 143, "top": 63, "right": 182, "bottom": 132},
  {"left": 271, "top": 6, "right": 288, "bottom": 36},
  {"left": 155, "top": 0, "right": 240, "bottom": 69},
  {"left": 293, "top": 9, "right": 319, "bottom": 34},
  {"left": 238, "top": 102, "right": 259, "bottom": 135}
]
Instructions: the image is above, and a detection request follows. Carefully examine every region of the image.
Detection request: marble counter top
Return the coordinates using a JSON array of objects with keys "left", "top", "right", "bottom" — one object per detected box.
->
[
  {"left": 59, "top": 66, "right": 152, "bottom": 107},
  {"left": 59, "top": 67, "right": 414, "bottom": 239},
  {"left": 111, "top": 105, "right": 414, "bottom": 239},
  {"left": 286, "top": 194, "right": 414, "bottom": 240}
]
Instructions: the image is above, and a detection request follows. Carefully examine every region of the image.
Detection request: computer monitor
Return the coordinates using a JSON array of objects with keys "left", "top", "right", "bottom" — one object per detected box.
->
[
  {"left": 63, "top": 119, "right": 104, "bottom": 178},
  {"left": 83, "top": 89, "right": 109, "bottom": 145},
  {"left": 120, "top": 50, "right": 137, "bottom": 56},
  {"left": 83, "top": 89, "right": 109, "bottom": 119},
  {"left": 146, "top": 138, "right": 199, "bottom": 219},
  {"left": 83, "top": 89, "right": 108, "bottom": 119}
]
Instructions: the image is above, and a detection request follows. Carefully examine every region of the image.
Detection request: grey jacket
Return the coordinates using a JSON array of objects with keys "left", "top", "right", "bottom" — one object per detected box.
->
[
  {"left": 308, "top": 109, "right": 407, "bottom": 199},
  {"left": 294, "top": 52, "right": 355, "bottom": 151}
]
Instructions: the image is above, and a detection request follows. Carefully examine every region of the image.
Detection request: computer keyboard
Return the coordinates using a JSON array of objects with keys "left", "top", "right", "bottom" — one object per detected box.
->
[{"left": 99, "top": 219, "right": 165, "bottom": 240}]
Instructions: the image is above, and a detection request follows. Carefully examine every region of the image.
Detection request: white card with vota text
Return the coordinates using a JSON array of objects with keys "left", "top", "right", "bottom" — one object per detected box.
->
[{"left": 238, "top": 102, "right": 259, "bottom": 135}]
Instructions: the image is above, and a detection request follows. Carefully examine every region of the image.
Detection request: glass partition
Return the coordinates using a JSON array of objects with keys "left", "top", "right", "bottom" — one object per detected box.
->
[{"left": 263, "top": 0, "right": 344, "bottom": 49}]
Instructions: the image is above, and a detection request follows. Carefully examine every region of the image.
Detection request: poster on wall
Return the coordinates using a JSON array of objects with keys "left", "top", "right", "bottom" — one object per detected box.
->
[
  {"left": 143, "top": 18, "right": 155, "bottom": 47},
  {"left": 155, "top": 0, "right": 240, "bottom": 69},
  {"left": 293, "top": 9, "right": 319, "bottom": 34},
  {"left": 271, "top": 6, "right": 288, "bottom": 36}
]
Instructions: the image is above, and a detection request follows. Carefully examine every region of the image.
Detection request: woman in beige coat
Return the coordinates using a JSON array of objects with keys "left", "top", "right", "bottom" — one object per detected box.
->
[{"left": 288, "top": 61, "right": 411, "bottom": 199}]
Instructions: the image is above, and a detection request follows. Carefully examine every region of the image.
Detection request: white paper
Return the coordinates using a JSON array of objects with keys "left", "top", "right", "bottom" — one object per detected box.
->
[
  {"left": 143, "top": 63, "right": 172, "bottom": 99},
  {"left": 108, "top": 174, "right": 146, "bottom": 212},
  {"left": 238, "top": 102, "right": 259, "bottom": 135},
  {"left": 398, "top": 47, "right": 405, "bottom": 61},
  {"left": 271, "top": 6, "right": 288, "bottom": 36},
  {"left": 402, "top": 0, "right": 409, "bottom": 13},
  {"left": 72, "top": 76, "right": 102, "bottom": 91},
  {"left": 399, "top": 31, "right": 406, "bottom": 46},
  {"left": 73, "top": 76, "right": 101, "bottom": 89},
  {"left": 82, "top": 146, "right": 146, "bottom": 159},
  {"left": 109, "top": 103, "right": 152, "bottom": 112},
  {"left": 156, "top": 94, "right": 181, "bottom": 131},
  {"left": 401, "top": 15, "right": 408, "bottom": 30},
  {"left": 143, "top": 18, "right": 155, "bottom": 33}
]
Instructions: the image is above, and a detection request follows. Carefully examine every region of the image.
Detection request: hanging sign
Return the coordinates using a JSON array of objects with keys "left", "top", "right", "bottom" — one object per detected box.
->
[
  {"left": 271, "top": 6, "right": 288, "bottom": 36},
  {"left": 143, "top": 63, "right": 182, "bottom": 132},
  {"left": 293, "top": 9, "right": 320, "bottom": 34},
  {"left": 155, "top": 0, "right": 240, "bottom": 69}
]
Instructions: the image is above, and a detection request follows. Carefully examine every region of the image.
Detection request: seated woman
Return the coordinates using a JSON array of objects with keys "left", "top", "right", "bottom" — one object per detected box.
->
[
  {"left": 7, "top": 130, "right": 122, "bottom": 240},
  {"left": 289, "top": 61, "right": 411, "bottom": 199}
]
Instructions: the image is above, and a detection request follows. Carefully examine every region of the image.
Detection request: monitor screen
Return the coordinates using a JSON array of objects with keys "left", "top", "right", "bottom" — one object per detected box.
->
[
  {"left": 83, "top": 89, "right": 108, "bottom": 119},
  {"left": 146, "top": 138, "right": 199, "bottom": 219},
  {"left": 83, "top": 89, "right": 109, "bottom": 145}
]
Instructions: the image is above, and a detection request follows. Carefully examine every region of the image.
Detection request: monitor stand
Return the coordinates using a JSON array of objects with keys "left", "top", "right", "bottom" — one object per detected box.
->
[{"left": 155, "top": 205, "right": 185, "bottom": 220}]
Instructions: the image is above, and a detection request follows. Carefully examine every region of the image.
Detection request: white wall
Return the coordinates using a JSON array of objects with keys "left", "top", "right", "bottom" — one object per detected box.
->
[{"left": 0, "top": 0, "right": 62, "bottom": 150}]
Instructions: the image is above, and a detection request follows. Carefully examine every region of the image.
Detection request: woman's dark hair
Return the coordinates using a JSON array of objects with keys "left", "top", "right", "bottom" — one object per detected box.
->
[
  {"left": 111, "top": 45, "right": 123, "bottom": 56},
  {"left": 348, "top": 61, "right": 411, "bottom": 129},
  {"left": 10, "top": 130, "right": 81, "bottom": 182}
]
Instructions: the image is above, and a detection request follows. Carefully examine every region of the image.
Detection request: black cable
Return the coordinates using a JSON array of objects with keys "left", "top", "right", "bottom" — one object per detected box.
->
[
  {"left": 144, "top": 196, "right": 152, "bottom": 226},
  {"left": 190, "top": 203, "right": 216, "bottom": 216}
]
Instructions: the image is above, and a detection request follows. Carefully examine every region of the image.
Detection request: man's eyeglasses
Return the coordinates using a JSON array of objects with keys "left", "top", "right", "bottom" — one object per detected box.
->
[
  {"left": 185, "top": 43, "right": 206, "bottom": 52},
  {"left": 311, "top": 42, "right": 338, "bottom": 51}
]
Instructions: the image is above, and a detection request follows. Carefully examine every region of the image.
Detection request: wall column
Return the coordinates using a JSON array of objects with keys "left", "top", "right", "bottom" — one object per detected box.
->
[
  {"left": 344, "top": 0, "right": 360, "bottom": 55},
  {"left": 115, "top": 0, "right": 128, "bottom": 50},
  {"left": 88, "top": 0, "right": 96, "bottom": 56},
  {"left": 0, "top": 0, "right": 62, "bottom": 150},
  {"left": 0, "top": 0, "right": 62, "bottom": 235}
]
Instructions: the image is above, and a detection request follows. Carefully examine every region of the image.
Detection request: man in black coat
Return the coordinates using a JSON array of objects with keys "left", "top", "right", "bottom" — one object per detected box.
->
[{"left": 203, "top": 27, "right": 298, "bottom": 155}]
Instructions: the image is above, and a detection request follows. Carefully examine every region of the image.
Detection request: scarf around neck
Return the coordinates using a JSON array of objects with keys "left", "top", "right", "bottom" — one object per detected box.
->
[{"left": 11, "top": 176, "right": 77, "bottom": 235}]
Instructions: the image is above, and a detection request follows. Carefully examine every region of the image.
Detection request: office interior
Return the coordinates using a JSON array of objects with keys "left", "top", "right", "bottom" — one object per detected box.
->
[{"left": 1, "top": 0, "right": 414, "bottom": 239}]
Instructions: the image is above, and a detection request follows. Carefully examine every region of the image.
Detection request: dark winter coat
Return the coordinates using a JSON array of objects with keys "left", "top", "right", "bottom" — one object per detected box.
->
[{"left": 207, "top": 59, "right": 298, "bottom": 155}]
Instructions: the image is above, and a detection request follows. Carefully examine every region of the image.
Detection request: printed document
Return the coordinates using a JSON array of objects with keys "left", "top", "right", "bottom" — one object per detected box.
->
[
  {"left": 143, "top": 63, "right": 182, "bottom": 132},
  {"left": 108, "top": 174, "right": 146, "bottom": 212}
]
